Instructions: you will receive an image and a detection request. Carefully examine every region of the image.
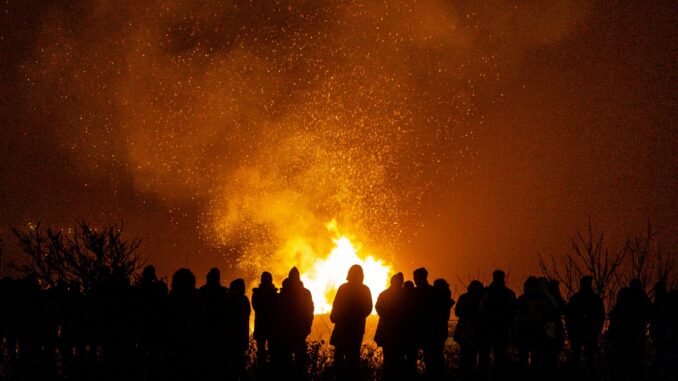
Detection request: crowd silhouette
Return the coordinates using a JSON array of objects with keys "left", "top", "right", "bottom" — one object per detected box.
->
[{"left": 0, "top": 264, "right": 677, "bottom": 381}]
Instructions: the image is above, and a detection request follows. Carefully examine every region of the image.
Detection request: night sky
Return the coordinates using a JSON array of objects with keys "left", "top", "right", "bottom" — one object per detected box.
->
[{"left": 1, "top": 1, "right": 676, "bottom": 289}]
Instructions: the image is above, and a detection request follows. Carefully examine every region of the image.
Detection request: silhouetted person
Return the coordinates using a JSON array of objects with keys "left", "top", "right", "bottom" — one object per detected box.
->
[
  {"left": 252, "top": 271, "right": 278, "bottom": 369},
  {"left": 652, "top": 288, "right": 678, "bottom": 380},
  {"left": 96, "top": 266, "right": 135, "bottom": 379},
  {"left": 133, "top": 265, "right": 168, "bottom": 378},
  {"left": 545, "top": 279, "right": 566, "bottom": 373},
  {"left": 430, "top": 278, "right": 455, "bottom": 379},
  {"left": 478, "top": 269, "right": 516, "bottom": 374},
  {"left": 375, "top": 272, "right": 405, "bottom": 381},
  {"left": 565, "top": 275, "right": 605, "bottom": 372},
  {"left": 168, "top": 268, "right": 203, "bottom": 381},
  {"left": 227, "top": 278, "right": 251, "bottom": 380},
  {"left": 651, "top": 281, "right": 678, "bottom": 380},
  {"left": 199, "top": 268, "right": 229, "bottom": 380},
  {"left": 412, "top": 267, "right": 438, "bottom": 378},
  {"left": 515, "top": 276, "right": 551, "bottom": 376},
  {"left": 276, "top": 267, "right": 314, "bottom": 379},
  {"left": 330, "top": 265, "right": 373, "bottom": 380},
  {"left": 401, "top": 280, "right": 419, "bottom": 380},
  {"left": 608, "top": 278, "right": 651, "bottom": 380},
  {"left": 454, "top": 280, "right": 484, "bottom": 380},
  {"left": 50, "top": 280, "right": 77, "bottom": 376}
]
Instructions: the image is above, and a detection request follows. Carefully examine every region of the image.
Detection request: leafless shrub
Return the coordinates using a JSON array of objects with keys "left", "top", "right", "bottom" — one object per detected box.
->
[
  {"left": 539, "top": 218, "right": 626, "bottom": 310},
  {"left": 624, "top": 220, "right": 676, "bottom": 292},
  {"left": 12, "top": 221, "right": 143, "bottom": 291},
  {"left": 540, "top": 218, "right": 676, "bottom": 312}
]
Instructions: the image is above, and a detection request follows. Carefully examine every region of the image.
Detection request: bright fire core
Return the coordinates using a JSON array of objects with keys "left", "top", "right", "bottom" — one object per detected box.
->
[{"left": 301, "top": 233, "right": 392, "bottom": 315}]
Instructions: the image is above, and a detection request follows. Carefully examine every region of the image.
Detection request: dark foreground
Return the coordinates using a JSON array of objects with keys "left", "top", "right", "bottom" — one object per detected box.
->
[{"left": 0, "top": 337, "right": 674, "bottom": 381}]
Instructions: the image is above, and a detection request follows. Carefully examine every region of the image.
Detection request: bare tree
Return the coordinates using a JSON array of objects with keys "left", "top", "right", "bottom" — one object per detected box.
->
[
  {"left": 625, "top": 220, "right": 675, "bottom": 292},
  {"left": 539, "top": 218, "right": 626, "bottom": 311},
  {"left": 12, "top": 221, "right": 143, "bottom": 291}
]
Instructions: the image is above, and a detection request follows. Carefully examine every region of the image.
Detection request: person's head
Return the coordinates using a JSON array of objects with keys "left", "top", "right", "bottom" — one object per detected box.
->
[
  {"left": 142, "top": 265, "right": 157, "bottom": 283},
  {"left": 171, "top": 268, "right": 196, "bottom": 291},
  {"left": 260, "top": 271, "right": 273, "bottom": 286},
  {"left": 468, "top": 280, "right": 484, "bottom": 295},
  {"left": 347, "top": 265, "right": 364, "bottom": 284},
  {"left": 434, "top": 279, "right": 449, "bottom": 289},
  {"left": 413, "top": 267, "right": 429, "bottom": 287},
  {"left": 580, "top": 275, "right": 593, "bottom": 291},
  {"left": 523, "top": 276, "right": 538, "bottom": 294},
  {"left": 630, "top": 278, "right": 642, "bottom": 290},
  {"left": 654, "top": 281, "right": 667, "bottom": 298},
  {"left": 230, "top": 278, "right": 246, "bottom": 295},
  {"left": 390, "top": 272, "right": 404, "bottom": 288},
  {"left": 548, "top": 279, "right": 561, "bottom": 295},
  {"left": 492, "top": 270, "right": 506, "bottom": 285},
  {"left": 403, "top": 280, "right": 415, "bottom": 290},
  {"left": 288, "top": 267, "right": 300, "bottom": 281},
  {"left": 206, "top": 268, "right": 220, "bottom": 285}
]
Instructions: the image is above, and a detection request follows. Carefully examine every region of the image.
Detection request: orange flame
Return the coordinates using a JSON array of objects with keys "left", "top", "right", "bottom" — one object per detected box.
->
[{"left": 300, "top": 221, "right": 393, "bottom": 314}]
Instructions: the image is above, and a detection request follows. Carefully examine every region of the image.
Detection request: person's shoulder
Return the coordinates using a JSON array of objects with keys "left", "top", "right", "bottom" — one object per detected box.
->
[
  {"left": 378, "top": 287, "right": 391, "bottom": 298},
  {"left": 302, "top": 287, "right": 312, "bottom": 297}
]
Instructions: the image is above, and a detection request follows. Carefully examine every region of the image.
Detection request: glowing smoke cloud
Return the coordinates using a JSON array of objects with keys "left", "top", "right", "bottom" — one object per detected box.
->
[{"left": 5, "top": 0, "right": 590, "bottom": 283}]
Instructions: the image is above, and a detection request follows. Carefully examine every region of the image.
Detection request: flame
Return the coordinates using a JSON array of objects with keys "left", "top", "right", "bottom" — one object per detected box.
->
[{"left": 300, "top": 222, "right": 393, "bottom": 314}]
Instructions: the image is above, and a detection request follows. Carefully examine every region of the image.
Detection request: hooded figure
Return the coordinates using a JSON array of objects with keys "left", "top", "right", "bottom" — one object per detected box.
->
[
  {"left": 565, "top": 275, "right": 605, "bottom": 371},
  {"left": 252, "top": 271, "right": 278, "bottom": 367},
  {"left": 227, "top": 278, "right": 251, "bottom": 380},
  {"left": 330, "top": 265, "right": 373, "bottom": 380},
  {"left": 276, "top": 267, "right": 314, "bottom": 378},
  {"left": 199, "top": 268, "right": 229, "bottom": 380},
  {"left": 375, "top": 272, "right": 405, "bottom": 380}
]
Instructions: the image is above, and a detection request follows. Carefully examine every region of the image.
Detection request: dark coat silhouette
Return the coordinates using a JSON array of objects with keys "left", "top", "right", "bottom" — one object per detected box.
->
[
  {"left": 455, "top": 280, "right": 484, "bottom": 380},
  {"left": 654, "top": 288, "right": 678, "bottom": 379},
  {"left": 515, "top": 276, "right": 551, "bottom": 373},
  {"left": 133, "top": 266, "right": 168, "bottom": 377},
  {"left": 331, "top": 265, "right": 372, "bottom": 380},
  {"left": 375, "top": 272, "right": 405, "bottom": 381},
  {"left": 455, "top": 280, "right": 484, "bottom": 345},
  {"left": 478, "top": 270, "right": 516, "bottom": 372},
  {"left": 651, "top": 282, "right": 678, "bottom": 379},
  {"left": 432, "top": 278, "right": 455, "bottom": 346},
  {"left": 276, "top": 267, "right": 314, "bottom": 379},
  {"left": 252, "top": 272, "right": 278, "bottom": 343},
  {"left": 413, "top": 268, "right": 437, "bottom": 348},
  {"left": 429, "top": 278, "right": 455, "bottom": 379},
  {"left": 374, "top": 272, "right": 404, "bottom": 348},
  {"left": 227, "top": 278, "right": 251, "bottom": 380},
  {"left": 200, "top": 268, "right": 229, "bottom": 341},
  {"left": 565, "top": 276, "right": 604, "bottom": 370},
  {"left": 252, "top": 271, "right": 278, "bottom": 366},
  {"left": 168, "top": 268, "right": 203, "bottom": 380},
  {"left": 199, "top": 268, "right": 229, "bottom": 379},
  {"left": 608, "top": 279, "right": 652, "bottom": 380},
  {"left": 330, "top": 266, "right": 372, "bottom": 348},
  {"left": 277, "top": 267, "right": 314, "bottom": 347},
  {"left": 401, "top": 280, "right": 419, "bottom": 380},
  {"left": 228, "top": 278, "right": 251, "bottom": 352},
  {"left": 545, "top": 279, "right": 566, "bottom": 372}
]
